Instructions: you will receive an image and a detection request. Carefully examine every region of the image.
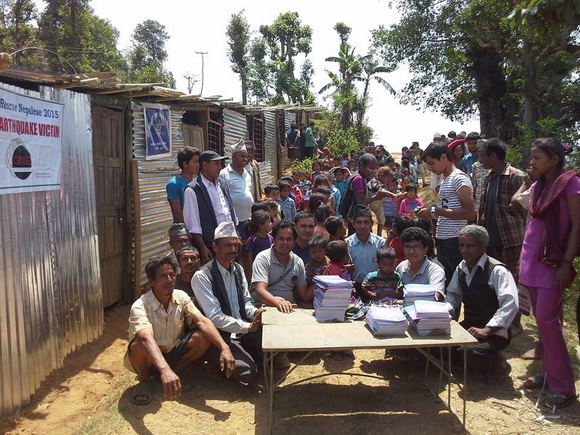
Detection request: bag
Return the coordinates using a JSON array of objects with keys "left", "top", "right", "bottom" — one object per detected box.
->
[{"left": 339, "top": 174, "right": 364, "bottom": 220}]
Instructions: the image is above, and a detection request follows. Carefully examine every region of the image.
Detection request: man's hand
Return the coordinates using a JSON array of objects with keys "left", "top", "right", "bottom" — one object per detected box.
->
[
  {"left": 248, "top": 307, "right": 265, "bottom": 332},
  {"left": 555, "top": 262, "right": 576, "bottom": 293},
  {"left": 467, "top": 326, "right": 492, "bottom": 340},
  {"left": 415, "top": 206, "right": 432, "bottom": 220},
  {"left": 159, "top": 366, "right": 182, "bottom": 399},
  {"left": 276, "top": 298, "right": 294, "bottom": 313},
  {"left": 200, "top": 247, "right": 213, "bottom": 264},
  {"left": 219, "top": 346, "right": 236, "bottom": 378}
]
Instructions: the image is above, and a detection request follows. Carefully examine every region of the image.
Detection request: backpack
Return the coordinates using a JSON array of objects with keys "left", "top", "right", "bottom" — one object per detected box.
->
[{"left": 339, "top": 174, "right": 366, "bottom": 220}]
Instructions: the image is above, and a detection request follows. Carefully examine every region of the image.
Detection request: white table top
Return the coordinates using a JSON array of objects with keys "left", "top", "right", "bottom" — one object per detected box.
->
[{"left": 262, "top": 307, "right": 477, "bottom": 352}]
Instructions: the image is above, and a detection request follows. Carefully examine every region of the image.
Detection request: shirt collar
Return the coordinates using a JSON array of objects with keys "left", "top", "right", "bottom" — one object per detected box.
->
[
  {"left": 146, "top": 289, "right": 178, "bottom": 311},
  {"left": 402, "top": 256, "right": 429, "bottom": 276},
  {"left": 459, "top": 253, "right": 488, "bottom": 275},
  {"left": 200, "top": 173, "right": 217, "bottom": 187}
]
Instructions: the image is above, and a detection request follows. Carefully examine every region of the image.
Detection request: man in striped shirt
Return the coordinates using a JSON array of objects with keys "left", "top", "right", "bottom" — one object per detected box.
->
[{"left": 417, "top": 142, "right": 476, "bottom": 285}]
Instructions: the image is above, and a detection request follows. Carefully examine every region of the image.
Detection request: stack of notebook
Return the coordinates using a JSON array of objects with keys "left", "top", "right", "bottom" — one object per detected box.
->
[
  {"left": 365, "top": 306, "right": 409, "bottom": 337},
  {"left": 404, "top": 300, "right": 451, "bottom": 336},
  {"left": 313, "top": 275, "right": 353, "bottom": 322},
  {"left": 402, "top": 283, "right": 439, "bottom": 305}
]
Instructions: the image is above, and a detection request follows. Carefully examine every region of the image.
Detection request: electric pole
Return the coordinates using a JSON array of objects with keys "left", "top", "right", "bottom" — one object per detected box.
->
[{"left": 195, "top": 51, "right": 207, "bottom": 95}]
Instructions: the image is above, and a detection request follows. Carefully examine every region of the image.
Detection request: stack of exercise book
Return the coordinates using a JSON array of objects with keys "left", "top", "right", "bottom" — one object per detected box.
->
[
  {"left": 313, "top": 275, "right": 353, "bottom": 322},
  {"left": 365, "top": 306, "right": 409, "bottom": 337},
  {"left": 404, "top": 300, "right": 451, "bottom": 336},
  {"left": 402, "top": 283, "right": 438, "bottom": 305}
]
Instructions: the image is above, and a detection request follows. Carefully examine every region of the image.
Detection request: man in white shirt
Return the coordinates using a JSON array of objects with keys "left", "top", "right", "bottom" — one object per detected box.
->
[
  {"left": 183, "top": 150, "right": 237, "bottom": 264},
  {"left": 446, "top": 225, "right": 518, "bottom": 378},
  {"left": 193, "top": 221, "right": 264, "bottom": 385}
]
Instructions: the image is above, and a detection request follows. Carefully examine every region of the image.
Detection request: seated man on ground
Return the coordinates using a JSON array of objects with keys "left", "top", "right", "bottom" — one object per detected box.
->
[
  {"left": 446, "top": 225, "right": 518, "bottom": 378},
  {"left": 192, "top": 222, "right": 264, "bottom": 385},
  {"left": 125, "top": 255, "right": 235, "bottom": 405},
  {"left": 174, "top": 245, "right": 200, "bottom": 303}
]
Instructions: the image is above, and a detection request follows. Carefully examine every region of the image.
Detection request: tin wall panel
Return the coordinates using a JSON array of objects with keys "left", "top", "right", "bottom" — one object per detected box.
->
[
  {"left": 279, "top": 110, "right": 296, "bottom": 174},
  {"left": 259, "top": 110, "right": 278, "bottom": 186},
  {"left": 0, "top": 85, "right": 102, "bottom": 415},
  {"left": 132, "top": 104, "right": 185, "bottom": 293},
  {"left": 222, "top": 108, "right": 247, "bottom": 160}
]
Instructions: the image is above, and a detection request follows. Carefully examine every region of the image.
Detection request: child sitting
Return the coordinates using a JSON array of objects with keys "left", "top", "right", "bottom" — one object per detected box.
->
[
  {"left": 399, "top": 184, "right": 424, "bottom": 218},
  {"left": 325, "top": 240, "right": 352, "bottom": 280},
  {"left": 245, "top": 210, "right": 273, "bottom": 259},
  {"left": 361, "top": 246, "right": 402, "bottom": 304}
]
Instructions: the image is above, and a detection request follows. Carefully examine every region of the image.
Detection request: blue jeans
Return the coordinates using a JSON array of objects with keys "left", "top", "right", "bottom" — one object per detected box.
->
[{"left": 436, "top": 237, "right": 463, "bottom": 286}]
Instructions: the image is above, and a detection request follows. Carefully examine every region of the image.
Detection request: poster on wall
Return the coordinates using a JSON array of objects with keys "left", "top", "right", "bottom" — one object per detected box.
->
[
  {"left": 143, "top": 103, "right": 172, "bottom": 160},
  {"left": 0, "top": 87, "right": 64, "bottom": 195}
]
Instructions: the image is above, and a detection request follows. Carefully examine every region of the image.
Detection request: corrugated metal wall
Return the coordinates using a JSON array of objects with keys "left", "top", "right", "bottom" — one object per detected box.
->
[
  {"left": 222, "top": 108, "right": 248, "bottom": 160},
  {"left": 131, "top": 104, "right": 185, "bottom": 294},
  {"left": 260, "top": 110, "right": 278, "bottom": 186},
  {"left": 0, "top": 85, "right": 102, "bottom": 415}
]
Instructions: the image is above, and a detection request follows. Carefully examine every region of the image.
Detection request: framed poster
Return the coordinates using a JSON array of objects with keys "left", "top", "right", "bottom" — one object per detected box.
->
[
  {"left": 0, "top": 87, "right": 64, "bottom": 195},
  {"left": 143, "top": 103, "right": 172, "bottom": 160}
]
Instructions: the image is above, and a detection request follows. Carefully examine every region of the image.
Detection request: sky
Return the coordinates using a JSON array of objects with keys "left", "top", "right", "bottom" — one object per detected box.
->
[{"left": 45, "top": 0, "right": 481, "bottom": 152}]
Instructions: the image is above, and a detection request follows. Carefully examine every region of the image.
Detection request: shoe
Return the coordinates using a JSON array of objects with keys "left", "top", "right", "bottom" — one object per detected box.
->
[
  {"left": 540, "top": 392, "right": 578, "bottom": 410},
  {"left": 521, "top": 374, "right": 546, "bottom": 390},
  {"left": 274, "top": 354, "right": 291, "bottom": 369}
]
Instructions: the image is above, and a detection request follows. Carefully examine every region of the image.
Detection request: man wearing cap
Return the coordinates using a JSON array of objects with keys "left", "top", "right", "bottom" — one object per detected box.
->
[
  {"left": 345, "top": 205, "right": 386, "bottom": 300},
  {"left": 244, "top": 140, "right": 263, "bottom": 202},
  {"left": 192, "top": 221, "right": 264, "bottom": 385},
  {"left": 183, "top": 150, "right": 237, "bottom": 264},
  {"left": 168, "top": 223, "right": 190, "bottom": 255}
]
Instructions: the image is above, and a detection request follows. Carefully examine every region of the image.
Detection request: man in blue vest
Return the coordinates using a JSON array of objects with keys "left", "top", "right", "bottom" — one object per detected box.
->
[
  {"left": 183, "top": 150, "right": 237, "bottom": 264},
  {"left": 446, "top": 225, "right": 518, "bottom": 379}
]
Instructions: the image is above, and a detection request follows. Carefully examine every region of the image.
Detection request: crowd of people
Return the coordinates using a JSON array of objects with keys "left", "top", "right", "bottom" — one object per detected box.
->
[{"left": 125, "top": 132, "right": 579, "bottom": 412}]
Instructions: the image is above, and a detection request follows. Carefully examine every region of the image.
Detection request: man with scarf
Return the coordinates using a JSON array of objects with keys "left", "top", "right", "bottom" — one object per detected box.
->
[{"left": 192, "top": 221, "right": 264, "bottom": 385}]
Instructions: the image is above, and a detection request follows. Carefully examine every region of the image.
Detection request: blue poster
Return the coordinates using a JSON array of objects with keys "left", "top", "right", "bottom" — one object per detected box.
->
[{"left": 143, "top": 103, "right": 172, "bottom": 160}]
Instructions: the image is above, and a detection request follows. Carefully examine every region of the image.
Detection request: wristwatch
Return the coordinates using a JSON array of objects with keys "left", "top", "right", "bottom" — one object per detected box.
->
[{"left": 430, "top": 205, "right": 437, "bottom": 216}]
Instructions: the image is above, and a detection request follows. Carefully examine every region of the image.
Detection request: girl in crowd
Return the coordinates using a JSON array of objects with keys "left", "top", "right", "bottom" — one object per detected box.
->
[
  {"left": 245, "top": 209, "right": 274, "bottom": 260},
  {"left": 519, "top": 138, "right": 579, "bottom": 409},
  {"left": 448, "top": 139, "right": 467, "bottom": 173}
]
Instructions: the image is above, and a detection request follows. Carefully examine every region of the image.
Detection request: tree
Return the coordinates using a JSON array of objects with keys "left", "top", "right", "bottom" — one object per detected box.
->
[
  {"left": 248, "top": 11, "right": 313, "bottom": 105},
  {"left": 38, "top": 0, "right": 124, "bottom": 73},
  {"left": 0, "top": 0, "right": 40, "bottom": 67},
  {"left": 226, "top": 10, "right": 250, "bottom": 104},
  {"left": 371, "top": 0, "right": 580, "bottom": 145},
  {"left": 126, "top": 19, "right": 175, "bottom": 87}
]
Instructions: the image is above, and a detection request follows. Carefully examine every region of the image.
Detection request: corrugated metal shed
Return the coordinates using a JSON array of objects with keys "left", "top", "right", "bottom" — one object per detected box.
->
[
  {"left": 279, "top": 110, "right": 297, "bottom": 173},
  {"left": 260, "top": 110, "right": 279, "bottom": 186},
  {"left": 131, "top": 103, "right": 185, "bottom": 296},
  {"left": 222, "top": 108, "right": 248, "bottom": 159},
  {"left": 0, "top": 84, "right": 102, "bottom": 415}
]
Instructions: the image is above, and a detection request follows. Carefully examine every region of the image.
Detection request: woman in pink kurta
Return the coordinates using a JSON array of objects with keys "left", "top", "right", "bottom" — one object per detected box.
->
[{"left": 519, "top": 138, "right": 580, "bottom": 409}]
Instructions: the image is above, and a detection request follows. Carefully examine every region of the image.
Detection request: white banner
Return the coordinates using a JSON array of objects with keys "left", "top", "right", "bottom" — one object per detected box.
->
[{"left": 0, "top": 88, "right": 64, "bottom": 195}]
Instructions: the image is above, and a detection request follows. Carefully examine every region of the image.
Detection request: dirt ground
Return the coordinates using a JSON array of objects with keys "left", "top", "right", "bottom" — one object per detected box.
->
[{"left": 1, "top": 304, "right": 579, "bottom": 435}]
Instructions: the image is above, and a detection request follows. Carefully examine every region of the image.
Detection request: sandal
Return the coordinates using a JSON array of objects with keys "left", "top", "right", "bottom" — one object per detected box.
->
[
  {"left": 131, "top": 379, "right": 157, "bottom": 405},
  {"left": 521, "top": 374, "right": 546, "bottom": 389},
  {"left": 540, "top": 392, "right": 578, "bottom": 410}
]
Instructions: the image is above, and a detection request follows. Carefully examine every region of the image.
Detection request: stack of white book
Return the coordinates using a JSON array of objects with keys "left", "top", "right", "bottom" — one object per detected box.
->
[
  {"left": 313, "top": 275, "right": 353, "bottom": 322},
  {"left": 365, "top": 306, "right": 409, "bottom": 337},
  {"left": 403, "top": 283, "right": 438, "bottom": 305},
  {"left": 404, "top": 300, "right": 451, "bottom": 336}
]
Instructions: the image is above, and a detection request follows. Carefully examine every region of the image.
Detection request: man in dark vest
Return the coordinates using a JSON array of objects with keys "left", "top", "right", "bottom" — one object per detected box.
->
[
  {"left": 183, "top": 150, "right": 237, "bottom": 264},
  {"left": 446, "top": 225, "right": 518, "bottom": 379},
  {"left": 192, "top": 221, "right": 264, "bottom": 385}
]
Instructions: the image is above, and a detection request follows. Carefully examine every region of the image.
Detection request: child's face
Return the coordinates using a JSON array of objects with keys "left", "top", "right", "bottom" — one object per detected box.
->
[
  {"left": 388, "top": 181, "right": 398, "bottom": 191},
  {"left": 334, "top": 170, "right": 345, "bottom": 181},
  {"left": 378, "top": 257, "right": 397, "bottom": 275},
  {"left": 335, "top": 222, "right": 347, "bottom": 240},
  {"left": 406, "top": 189, "right": 416, "bottom": 199},
  {"left": 260, "top": 219, "right": 273, "bottom": 234},
  {"left": 313, "top": 163, "right": 322, "bottom": 172},
  {"left": 280, "top": 187, "right": 291, "bottom": 199},
  {"left": 268, "top": 207, "right": 277, "bottom": 219},
  {"left": 310, "top": 246, "right": 326, "bottom": 263},
  {"left": 267, "top": 190, "right": 280, "bottom": 201}
]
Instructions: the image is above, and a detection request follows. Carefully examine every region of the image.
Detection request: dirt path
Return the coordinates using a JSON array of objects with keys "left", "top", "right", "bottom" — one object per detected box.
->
[{"left": 1, "top": 304, "right": 579, "bottom": 434}]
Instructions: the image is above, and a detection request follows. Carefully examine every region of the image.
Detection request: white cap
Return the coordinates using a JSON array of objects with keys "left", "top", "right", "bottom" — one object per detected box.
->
[
  {"left": 214, "top": 221, "right": 238, "bottom": 241},
  {"left": 231, "top": 138, "right": 247, "bottom": 154},
  {"left": 433, "top": 132, "right": 442, "bottom": 139}
]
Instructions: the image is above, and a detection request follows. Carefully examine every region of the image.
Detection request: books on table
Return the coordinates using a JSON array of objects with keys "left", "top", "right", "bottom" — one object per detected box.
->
[
  {"left": 313, "top": 275, "right": 353, "bottom": 322},
  {"left": 365, "top": 306, "right": 408, "bottom": 337},
  {"left": 402, "top": 283, "right": 439, "bottom": 305},
  {"left": 404, "top": 300, "right": 452, "bottom": 336}
]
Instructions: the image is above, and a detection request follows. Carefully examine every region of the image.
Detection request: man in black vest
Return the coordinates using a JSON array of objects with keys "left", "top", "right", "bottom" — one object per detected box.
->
[
  {"left": 192, "top": 221, "right": 264, "bottom": 385},
  {"left": 183, "top": 150, "right": 237, "bottom": 264},
  {"left": 446, "top": 225, "right": 518, "bottom": 378}
]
